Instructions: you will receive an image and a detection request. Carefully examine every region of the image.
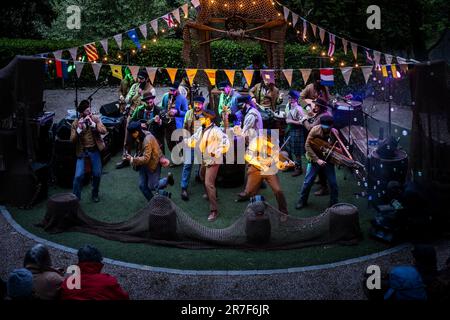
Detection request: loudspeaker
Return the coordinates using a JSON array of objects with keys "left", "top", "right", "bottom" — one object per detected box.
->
[{"left": 100, "top": 102, "right": 120, "bottom": 117}]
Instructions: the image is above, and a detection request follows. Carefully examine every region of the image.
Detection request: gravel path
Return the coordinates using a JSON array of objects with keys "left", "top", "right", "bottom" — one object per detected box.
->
[{"left": 1, "top": 207, "right": 449, "bottom": 300}]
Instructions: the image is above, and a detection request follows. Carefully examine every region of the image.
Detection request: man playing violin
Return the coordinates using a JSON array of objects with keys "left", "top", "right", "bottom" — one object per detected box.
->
[{"left": 296, "top": 115, "right": 339, "bottom": 210}]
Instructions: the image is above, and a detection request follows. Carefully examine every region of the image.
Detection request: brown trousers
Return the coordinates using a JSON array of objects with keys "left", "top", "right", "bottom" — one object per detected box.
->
[
  {"left": 244, "top": 165, "right": 288, "bottom": 214},
  {"left": 200, "top": 164, "right": 220, "bottom": 212}
]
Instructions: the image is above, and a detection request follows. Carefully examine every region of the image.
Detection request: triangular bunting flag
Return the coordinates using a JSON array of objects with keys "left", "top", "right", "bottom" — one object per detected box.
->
[
  {"left": 100, "top": 39, "right": 108, "bottom": 55},
  {"left": 328, "top": 33, "right": 336, "bottom": 57},
  {"left": 127, "top": 29, "right": 141, "bottom": 50},
  {"left": 300, "top": 68, "right": 312, "bottom": 84},
  {"left": 396, "top": 56, "right": 407, "bottom": 64},
  {"left": 110, "top": 65, "right": 123, "bottom": 80},
  {"left": 292, "top": 13, "right": 298, "bottom": 27},
  {"left": 224, "top": 70, "right": 236, "bottom": 87},
  {"left": 128, "top": 66, "right": 140, "bottom": 80},
  {"left": 283, "top": 7, "right": 290, "bottom": 21},
  {"left": 181, "top": 4, "right": 189, "bottom": 18},
  {"left": 68, "top": 47, "right": 78, "bottom": 61},
  {"left": 172, "top": 8, "right": 181, "bottom": 23},
  {"left": 150, "top": 20, "right": 158, "bottom": 35},
  {"left": 146, "top": 67, "right": 158, "bottom": 84},
  {"left": 319, "top": 27, "right": 326, "bottom": 43},
  {"left": 114, "top": 34, "right": 122, "bottom": 49},
  {"left": 84, "top": 43, "right": 98, "bottom": 62},
  {"left": 185, "top": 69, "right": 198, "bottom": 85},
  {"left": 74, "top": 61, "right": 84, "bottom": 78},
  {"left": 204, "top": 69, "right": 217, "bottom": 86},
  {"left": 320, "top": 68, "right": 334, "bottom": 86},
  {"left": 191, "top": 0, "right": 200, "bottom": 8},
  {"left": 162, "top": 14, "right": 175, "bottom": 28},
  {"left": 361, "top": 66, "right": 373, "bottom": 84},
  {"left": 91, "top": 63, "right": 102, "bottom": 80},
  {"left": 166, "top": 68, "right": 178, "bottom": 84},
  {"left": 53, "top": 50, "right": 63, "bottom": 60},
  {"left": 373, "top": 50, "right": 381, "bottom": 66},
  {"left": 139, "top": 24, "right": 147, "bottom": 39},
  {"left": 282, "top": 69, "right": 293, "bottom": 87},
  {"left": 310, "top": 23, "right": 317, "bottom": 37},
  {"left": 342, "top": 39, "right": 348, "bottom": 55},
  {"left": 340, "top": 67, "right": 353, "bottom": 85},
  {"left": 242, "top": 70, "right": 254, "bottom": 87},
  {"left": 351, "top": 42, "right": 358, "bottom": 60},
  {"left": 385, "top": 54, "right": 393, "bottom": 65}
]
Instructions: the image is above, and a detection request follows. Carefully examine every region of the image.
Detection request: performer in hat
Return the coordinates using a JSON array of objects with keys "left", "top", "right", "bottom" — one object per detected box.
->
[
  {"left": 284, "top": 90, "right": 305, "bottom": 177},
  {"left": 160, "top": 81, "right": 189, "bottom": 153},
  {"left": 217, "top": 80, "right": 242, "bottom": 128},
  {"left": 296, "top": 115, "right": 339, "bottom": 210},
  {"left": 300, "top": 71, "right": 330, "bottom": 111},
  {"left": 235, "top": 95, "right": 263, "bottom": 138},
  {"left": 185, "top": 110, "right": 230, "bottom": 221},
  {"left": 249, "top": 72, "right": 283, "bottom": 111},
  {"left": 180, "top": 96, "right": 206, "bottom": 201},
  {"left": 70, "top": 100, "right": 107, "bottom": 202},
  {"left": 125, "top": 122, "right": 174, "bottom": 202}
]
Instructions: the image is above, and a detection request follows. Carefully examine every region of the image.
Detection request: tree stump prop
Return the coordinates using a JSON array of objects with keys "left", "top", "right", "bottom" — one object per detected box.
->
[
  {"left": 245, "top": 202, "right": 271, "bottom": 245},
  {"left": 328, "top": 203, "right": 362, "bottom": 243},
  {"left": 36, "top": 193, "right": 85, "bottom": 233}
]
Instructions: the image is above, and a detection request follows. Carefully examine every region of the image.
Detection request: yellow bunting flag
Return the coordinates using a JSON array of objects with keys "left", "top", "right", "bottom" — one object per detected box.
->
[
  {"left": 282, "top": 69, "right": 293, "bottom": 87},
  {"left": 110, "top": 65, "right": 123, "bottom": 80},
  {"left": 204, "top": 69, "right": 217, "bottom": 86},
  {"left": 185, "top": 69, "right": 198, "bottom": 85},
  {"left": 224, "top": 70, "right": 236, "bottom": 87},
  {"left": 242, "top": 70, "right": 254, "bottom": 87},
  {"left": 166, "top": 68, "right": 178, "bottom": 84}
]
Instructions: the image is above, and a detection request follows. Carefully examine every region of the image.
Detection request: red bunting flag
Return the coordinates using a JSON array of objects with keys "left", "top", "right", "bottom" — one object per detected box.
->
[{"left": 84, "top": 43, "right": 98, "bottom": 62}]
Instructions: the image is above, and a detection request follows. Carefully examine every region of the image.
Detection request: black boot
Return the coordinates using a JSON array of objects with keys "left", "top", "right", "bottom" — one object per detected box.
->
[
  {"left": 181, "top": 189, "right": 189, "bottom": 201},
  {"left": 92, "top": 176, "right": 101, "bottom": 203},
  {"left": 116, "top": 158, "right": 129, "bottom": 169}
]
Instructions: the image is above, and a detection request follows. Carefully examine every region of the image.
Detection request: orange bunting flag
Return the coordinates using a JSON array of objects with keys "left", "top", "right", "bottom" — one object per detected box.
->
[
  {"left": 242, "top": 70, "right": 254, "bottom": 87},
  {"left": 185, "top": 69, "right": 198, "bottom": 85},
  {"left": 224, "top": 70, "right": 236, "bottom": 87},
  {"left": 282, "top": 69, "right": 293, "bottom": 87},
  {"left": 166, "top": 68, "right": 178, "bottom": 84},
  {"left": 204, "top": 69, "right": 217, "bottom": 86}
]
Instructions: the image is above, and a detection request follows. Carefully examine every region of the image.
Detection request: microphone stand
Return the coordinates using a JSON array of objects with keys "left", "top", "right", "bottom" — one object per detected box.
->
[{"left": 86, "top": 80, "right": 108, "bottom": 113}]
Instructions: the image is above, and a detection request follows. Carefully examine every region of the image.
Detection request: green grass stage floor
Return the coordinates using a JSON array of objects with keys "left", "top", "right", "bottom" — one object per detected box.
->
[{"left": 8, "top": 153, "right": 389, "bottom": 270}]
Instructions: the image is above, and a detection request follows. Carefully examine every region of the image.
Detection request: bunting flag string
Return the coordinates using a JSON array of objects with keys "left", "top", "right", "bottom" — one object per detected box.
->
[
  {"left": 224, "top": 70, "right": 236, "bottom": 87},
  {"left": 55, "top": 59, "right": 68, "bottom": 79},
  {"left": 292, "top": 13, "right": 299, "bottom": 28},
  {"left": 150, "top": 19, "right": 158, "bottom": 35},
  {"left": 128, "top": 65, "right": 140, "bottom": 80},
  {"left": 172, "top": 8, "right": 181, "bottom": 24},
  {"left": 100, "top": 39, "right": 108, "bottom": 55},
  {"left": 166, "top": 68, "right": 178, "bottom": 84},
  {"left": 111, "top": 65, "right": 123, "bottom": 80},
  {"left": 282, "top": 69, "right": 293, "bottom": 87},
  {"left": 190, "top": 0, "right": 200, "bottom": 8},
  {"left": 139, "top": 24, "right": 148, "bottom": 39},
  {"left": 342, "top": 39, "right": 348, "bottom": 55},
  {"left": 185, "top": 68, "right": 198, "bottom": 85},
  {"left": 163, "top": 14, "right": 175, "bottom": 28},
  {"left": 114, "top": 34, "right": 122, "bottom": 49},
  {"left": 328, "top": 33, "right": 336, "bottom": 57},
  {"left": 373, "top": 50, "right": 381, "bottom": 66},
  {"left": 351, "top": 42, "right": 358, "bottom": 60},
  {"left": 302, "top": 19, "right": 308, "bottom": 40},
  {"left": 53, "top": 50, "right": 63, "bottom": 60},
  {"left": 283, "top": 6, "right": 290, "bottom": 21},
  {"left": 181, "top": 3, "right": 189, "bottom": 18},
  {"left": 84, "top": 43, "right": 98, "bottom": 62},
  {"left": 385, "top": 54, "right": 393, "bottom": 65},
  {"left": 91, "top": 63, "right": 102, "bottom": 80},
  {"left": 68, "top": 47, "right": 78, "bottom": 61},
  {"left": 340, "top": 67, "right": 353, "bottom": 85},
  {"left": 319, "top": 27, "right": 326, "bottom": 43},
  {"left": 361, "top": 66, "right": 373, "bottom": 84},
  {"left": 310, "top": 23, "right": 317, "bottom": 37},
  {"left": 127, "top": 29, "right": 142, "bottom": 50},
  {"left": 74, "top": 61, "right": 84, "bottom": 78}
]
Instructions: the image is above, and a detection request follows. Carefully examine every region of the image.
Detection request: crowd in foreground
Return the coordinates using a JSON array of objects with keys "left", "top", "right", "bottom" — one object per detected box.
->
[{"left": 1, "top": 243, "right": 449, "bottom": 300}]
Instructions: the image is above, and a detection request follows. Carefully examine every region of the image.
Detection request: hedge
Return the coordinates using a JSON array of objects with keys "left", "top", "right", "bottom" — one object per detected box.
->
[{"left": 0, "top": 38, "right": 368, "bottom": 94}]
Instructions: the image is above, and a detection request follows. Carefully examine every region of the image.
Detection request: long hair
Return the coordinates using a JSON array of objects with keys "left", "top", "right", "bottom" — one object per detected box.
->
[{"left": 23, "top": 244, "right": 52, "bottom": 270}]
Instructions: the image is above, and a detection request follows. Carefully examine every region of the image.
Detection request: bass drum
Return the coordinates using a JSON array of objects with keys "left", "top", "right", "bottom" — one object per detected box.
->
[{"left": 217, "top": 135, "right": 246, "bottom": 188}]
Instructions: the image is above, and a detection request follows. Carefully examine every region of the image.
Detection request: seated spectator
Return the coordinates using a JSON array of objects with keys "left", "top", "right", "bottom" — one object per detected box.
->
[
  {"left": 412, "top": 244, "right": 438, "bottom": 288},
  {"left": 429, "top": 256, "right": 450, "bottom": 301},
  {"left": 384, "top": 265, "right": 427, "bottom": 300},
  {"left": 6, "top": 268, "right": 34, "bottom": 300},
  {"left": 24, "top": 244, "right": 64, "bottom": 300},
  {"left": 61, "top": 245, "right": 129, "bottom": 300}
]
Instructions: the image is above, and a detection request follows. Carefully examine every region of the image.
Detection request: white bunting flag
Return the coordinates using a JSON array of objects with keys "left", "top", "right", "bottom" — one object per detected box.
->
[
  {"left": 191, "top": 0, "right": 200, "bottom": 8},
  {"left": 181, "top": 4, "right": 189, "bottom": 18},
  {"left": 172, "top": 8, "right": 181, "bottom": 23},
  {"left": 396, "top": 56, "right": 407, "bottom": 64},
  {"left": 303, "top": 19, "right": 308, "bottom": 40},
  {"left": 384, "top": 54, "right": 393, "bottom": 65},
  {"left": 53, "top": 50, "right": 63, "bottom": 60},
  {"left": 68, "top": 47, "right": 78, "bottom": 61},
  {"left": 361, "top": 66, "right": 373, "bottom": 84},
  {"left": 74, "top": 61, "right": 84, "bottom": 78},
  {"left": 139, "top": 24, "right": 147, "bottom": 39},
  {"left": 340, "top": 67, "right": 353, "bottom": 85},
  {"left": 128, "top": 65, "right": 140, "bottom": 80},
  {"left": 292, "top": 13, "right": 299, "bottom": 27},
  {"left": 351, "top": 42, "right": 358, "bottom": 60},
  {"left": 310, "top": 23, "right": 317, "bottom": 37},
  {"left": 146, "top": 67, "right": 158, "bottom": 84},
  {"left": 373, "top": 51, "right": 381, "bottom": 66},
  {"left": 150, "top": 19, "right": 158, "bottom": 35},
  {"left": 100, "top": 39, "right": 108, "bottom": 54},
  {"left": 91, "top": 63, "right": 102, "bottom": 80},
  {"left": 114, "top": 34, "right": 122, "bottom": 49},
  {"left": 319, "top": 27, "right": 326, "bottom": 43},
  {"left": 300, "top": 68, "right": 312, "bottom": 84},
  {"left": 282, "top": 69, "right": 293, "bottom": 87},
  {"left": 283, "top": 7, "right": 290, "bottom": 21},
  {"left": 342, "top": 39, "right": 348, "bottom": 55}
]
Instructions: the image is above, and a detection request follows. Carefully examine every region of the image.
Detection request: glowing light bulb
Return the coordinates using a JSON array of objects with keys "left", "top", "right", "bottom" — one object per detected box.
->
[
  {"left": 312, "top": 46, "right": 316, "bottom": 50},
  {"left": 355, "top": 64, "right": 359, "bottom": 67}
]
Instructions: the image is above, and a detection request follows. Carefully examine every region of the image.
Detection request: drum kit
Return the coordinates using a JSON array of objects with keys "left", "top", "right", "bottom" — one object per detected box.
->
[{"left": 331, "top": 99, "right": 363, "bottom": 129}]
